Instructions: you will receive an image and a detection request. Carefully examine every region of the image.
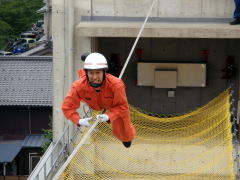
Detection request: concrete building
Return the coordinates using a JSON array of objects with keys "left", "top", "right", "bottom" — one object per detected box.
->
[
  {"left": 52, "top": 0, "right": 240, "bottom": 141},
  {"left": 26, "top": 0, "right": 240, "bottom": 179}
]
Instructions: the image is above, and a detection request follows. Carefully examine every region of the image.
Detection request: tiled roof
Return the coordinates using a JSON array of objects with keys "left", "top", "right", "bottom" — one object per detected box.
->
[{"left": 0, "top": 56, "right": 52, "bottom": 106}]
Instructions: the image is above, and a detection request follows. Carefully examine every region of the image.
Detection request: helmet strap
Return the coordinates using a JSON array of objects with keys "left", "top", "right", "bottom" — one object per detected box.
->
[
  {"left": 85, "top": 69, "right": 106, "bottom": 88},
  {"left": 89, "top": 82, "right": 102, "bottom": 88}
]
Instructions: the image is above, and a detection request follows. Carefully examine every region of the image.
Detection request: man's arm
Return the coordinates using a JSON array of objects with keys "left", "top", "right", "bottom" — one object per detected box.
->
[{"left": 62, "top": 84, "right": 81, "bottom": 126}]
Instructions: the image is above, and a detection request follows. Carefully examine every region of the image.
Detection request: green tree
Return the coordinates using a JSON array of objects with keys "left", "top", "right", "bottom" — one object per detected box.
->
[
  {"left": 0, "top": 20, "right": 13, "bottom": 48},
  {"left": 0, "top": 0, "right": 44, "bottom": 49},
  {"left": 41, "top": 116, "right": 53, "bottom": 152}
]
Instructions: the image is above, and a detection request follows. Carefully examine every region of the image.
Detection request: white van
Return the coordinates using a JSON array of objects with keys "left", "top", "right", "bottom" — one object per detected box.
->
[{"left": 19, "top": 38, "right": 37, "bottom": 49}]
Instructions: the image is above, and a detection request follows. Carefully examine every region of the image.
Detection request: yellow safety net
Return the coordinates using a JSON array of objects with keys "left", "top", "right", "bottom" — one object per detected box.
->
[{"left": 58, "top": 89, "right": 235, "bottom": 180}]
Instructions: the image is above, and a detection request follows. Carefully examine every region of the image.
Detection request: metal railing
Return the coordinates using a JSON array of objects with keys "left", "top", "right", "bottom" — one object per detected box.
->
[
  {"left": 27, "top": 125, "right": 70, "bottom": 180},
  {"left": 28, "top": 105, "right": 92, "bottom": 180}
]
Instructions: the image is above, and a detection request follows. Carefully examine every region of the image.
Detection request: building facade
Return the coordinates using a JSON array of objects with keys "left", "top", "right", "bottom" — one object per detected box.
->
[{"left": 52, "top": 0, "right": 240, "bottom": 141}]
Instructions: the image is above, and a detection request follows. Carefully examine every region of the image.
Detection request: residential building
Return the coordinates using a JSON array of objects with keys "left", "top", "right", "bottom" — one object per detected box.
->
[{"left": 0, "top": 56, "right": 52, "bottom": 178}]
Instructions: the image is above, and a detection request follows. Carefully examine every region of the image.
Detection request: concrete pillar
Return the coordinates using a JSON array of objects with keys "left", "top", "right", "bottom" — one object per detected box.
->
[
  {"left": 52, "top": 0, "right": 66, "bottom": 141},
  {"left": 60, "top": 0, "right": 93, "bottom": 143},
  {"left": 46, "top": 0, "right": 52, "bottom": 42},
  {"left": 52, "top": 0, "right": 93, "bottom": 141}
]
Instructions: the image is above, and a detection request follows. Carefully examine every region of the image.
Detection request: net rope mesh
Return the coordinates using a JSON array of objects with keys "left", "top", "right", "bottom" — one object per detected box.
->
[{"left": 58, "top": 89, "right": 234, "bottom": 180}]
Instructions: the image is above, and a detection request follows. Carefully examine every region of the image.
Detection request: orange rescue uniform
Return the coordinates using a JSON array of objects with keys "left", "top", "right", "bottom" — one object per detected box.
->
[
  {"left": 78, "top": 69, "right": 85, "bottom": 78},
  {"left": 62, "top": 72, "right": 136, "bottom": 142}
]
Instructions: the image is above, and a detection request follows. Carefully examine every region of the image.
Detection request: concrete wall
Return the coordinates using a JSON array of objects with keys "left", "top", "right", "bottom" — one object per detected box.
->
[
  {"left": 76, "top": 0, "right": 234, "bottom": 19},
  {"left": 50, "top": 0, "right": 240, "bottom": 178},
  {"left": 99, "top": 37, "right": 240, "bottom": 114}
]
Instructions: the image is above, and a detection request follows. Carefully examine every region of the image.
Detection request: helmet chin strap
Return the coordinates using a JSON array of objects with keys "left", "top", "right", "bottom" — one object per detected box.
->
[
  {"left": 86, "top": 69, "right": 106, "bottom": 89},
  {"left": 89, "top": 82, "right": 102, "bottom": 88}
]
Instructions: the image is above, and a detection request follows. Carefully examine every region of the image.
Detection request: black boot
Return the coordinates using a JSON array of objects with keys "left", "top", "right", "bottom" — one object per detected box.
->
[
  {"left": 230, "top": 18, "right": 240, "bottom": 25},
  {"left": 122, "top": 141, "right": 131, "bottom": 148}
]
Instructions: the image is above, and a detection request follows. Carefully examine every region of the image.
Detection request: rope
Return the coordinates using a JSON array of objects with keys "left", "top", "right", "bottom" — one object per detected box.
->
[
  {"left": 119, "top": 0, "right": 157, "bottom": 79},
  {"left": 53, "top": 1, "right": 157, "bottom": 179},
  {"left": 53, "top": 119, "right": 101, "bottom": 180}
]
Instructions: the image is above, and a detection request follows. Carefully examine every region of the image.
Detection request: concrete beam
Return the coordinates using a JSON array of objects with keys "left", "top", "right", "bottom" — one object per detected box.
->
[
  {"left": 78, "top": 0, "right": 234, "bottom": 18},
  {"left": 76, "top": 21, "right": 240, "bottom": 39}
]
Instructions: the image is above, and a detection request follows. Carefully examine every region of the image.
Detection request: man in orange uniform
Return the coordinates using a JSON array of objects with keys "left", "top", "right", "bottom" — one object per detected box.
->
[{"left": 62, "top": 52, "right": 136, "bottom": 148}]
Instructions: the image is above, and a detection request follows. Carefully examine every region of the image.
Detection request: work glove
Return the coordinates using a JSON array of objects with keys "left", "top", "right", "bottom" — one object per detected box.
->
[
  {"left": 78, "top": 117, "right": 92, "bottom": 127},
  {"left": 96, "top": 114, "right": 109, "bottom": 122}
]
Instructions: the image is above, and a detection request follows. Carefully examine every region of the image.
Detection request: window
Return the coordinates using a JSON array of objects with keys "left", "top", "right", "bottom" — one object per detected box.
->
[{"left": 29, "top": 153, "right": 41, "bottom": 174}]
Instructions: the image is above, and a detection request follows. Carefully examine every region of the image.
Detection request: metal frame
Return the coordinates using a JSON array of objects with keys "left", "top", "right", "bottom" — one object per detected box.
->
[
  {"left": 28, "top": 105, "right": 92, "bottom": 180},
  {"left": 27, "top": 126, "right": 70, "bottom": 180}
]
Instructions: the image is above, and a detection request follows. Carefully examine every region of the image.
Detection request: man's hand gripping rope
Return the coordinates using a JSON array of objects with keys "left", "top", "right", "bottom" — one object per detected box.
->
[{"left": 78, "top": 111, "right": 108, "bottom": 133}]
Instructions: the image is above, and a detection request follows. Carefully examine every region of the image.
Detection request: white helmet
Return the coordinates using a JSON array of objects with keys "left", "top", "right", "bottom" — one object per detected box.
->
[{"left": 84, "top": 52, "right": 108, "bottom": 70}]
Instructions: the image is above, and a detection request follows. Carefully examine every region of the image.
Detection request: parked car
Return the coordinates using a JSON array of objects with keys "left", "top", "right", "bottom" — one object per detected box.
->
[
  {"left": 36, "top": 20, "right": 44, "bottom": 28},
  {"left": 20, "top": 32, "right": 37, "bottom": 39},
  {"left": 14, "top": 39, "right": 28, "bottom": 46},
  {"left": 0, "top": 50, "right": 13, "bottom": 56},
  {"left": 19, "top": 38, "right": 37, "bottom": 49},
  {"left": 13, "top": 43, "right": 29, "bottom": 54},
  {"left": 28, "top": 31, "right": 43, "bottom": 40}
]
